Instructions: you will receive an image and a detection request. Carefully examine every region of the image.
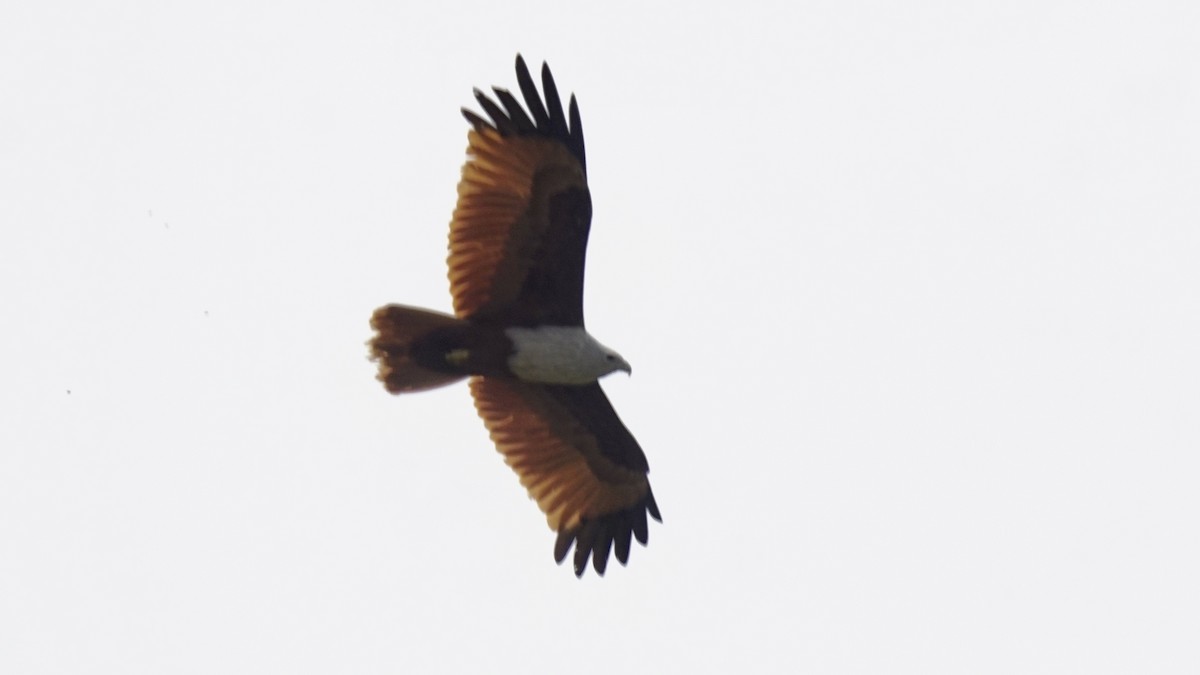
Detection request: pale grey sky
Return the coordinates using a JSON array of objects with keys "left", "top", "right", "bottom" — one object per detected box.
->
[{"left": 2, "top": 1, "right": 1198, "bottom": 673}]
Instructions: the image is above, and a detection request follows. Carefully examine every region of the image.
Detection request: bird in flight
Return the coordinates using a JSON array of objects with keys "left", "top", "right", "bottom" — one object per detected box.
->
[{"left": 369, "top": 55, "right": 660, "bottom": 576}]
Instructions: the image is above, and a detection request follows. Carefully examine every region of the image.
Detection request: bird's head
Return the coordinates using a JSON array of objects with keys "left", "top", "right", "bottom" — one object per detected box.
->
[{"left": 602, "top": 350, "right": 632, "bottom": 377}]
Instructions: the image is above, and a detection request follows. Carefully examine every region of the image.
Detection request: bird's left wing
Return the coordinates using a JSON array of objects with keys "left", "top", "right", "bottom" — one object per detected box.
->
[{"left": 470, "top": 377, "right": 661, "bottom": 576}]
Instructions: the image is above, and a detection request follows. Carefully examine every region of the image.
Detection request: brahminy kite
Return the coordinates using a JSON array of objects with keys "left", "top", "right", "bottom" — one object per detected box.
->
[{"left": 369, "top": 55, "right": 660, "bottom": 576}]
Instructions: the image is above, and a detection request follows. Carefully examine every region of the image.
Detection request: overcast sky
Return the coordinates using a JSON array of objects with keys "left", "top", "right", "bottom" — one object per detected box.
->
[{"left": 3, "top": 2, "right": 1198, "bottom": 673}]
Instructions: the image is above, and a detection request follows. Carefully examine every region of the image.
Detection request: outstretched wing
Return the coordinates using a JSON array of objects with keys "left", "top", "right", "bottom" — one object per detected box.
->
[
  {"left": 447, "top": 55, "right": 593, "bottom": 328},
  {"left": 470, "top": 377, "right": 661, "bottom": 576}
]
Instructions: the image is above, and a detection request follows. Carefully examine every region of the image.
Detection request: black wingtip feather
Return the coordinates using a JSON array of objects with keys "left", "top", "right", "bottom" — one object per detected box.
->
[
  {"left": 592, "top": 525, "right": 614, "bottom": 575},
  {"left": 540, "top": 62, "right": 569, "bottom": 139},
  {"left": 462, "top": 54, "right": 587, "bottom": 171},
  {"left": 614, "top": 519, "right": 633, "bottom": 565},
  {"left": 461, "top": 108, "right": 489, "bottom": 131},
  {"left": 554, "top": 529, "right": 572, "bottom": 564},
  {"left": 515, "top": 54, "right": 550, "bottom": 129},
  {"left": 553, "top": 490, "right": 659, "bottom": 577},
  {"left": 493, "top": 87, "right": 536, "bottom": 133},
  {"left": 632, "top": 506, "right": 649, "bottom": 545},
  {"left": 473, "top": 90, "right": 517, "bottom": 135},
  {"left": 568, "top": 95, "right": 586, "bottom": 169},
  {"left": 572, "top": 520, "right": 599, "bottom": 577}
]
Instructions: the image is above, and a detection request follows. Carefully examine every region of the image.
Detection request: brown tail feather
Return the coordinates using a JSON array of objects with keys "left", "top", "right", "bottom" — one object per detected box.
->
[{"left": 369, "top": 304, "right": 468, "bottom": 394}]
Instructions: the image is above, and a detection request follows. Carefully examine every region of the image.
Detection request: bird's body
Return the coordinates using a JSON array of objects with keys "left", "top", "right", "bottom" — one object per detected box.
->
[{"left": 369, "top": 56, "right": 659, "bottom": 576}]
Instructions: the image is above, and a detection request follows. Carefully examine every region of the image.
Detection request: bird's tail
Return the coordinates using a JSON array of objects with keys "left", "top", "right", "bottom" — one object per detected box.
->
[{"left": 369, "top": 304, "right": 469, "bottom": 394}]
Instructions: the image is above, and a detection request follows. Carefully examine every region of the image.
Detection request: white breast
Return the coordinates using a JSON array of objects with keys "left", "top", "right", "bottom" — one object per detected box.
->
[{"left": 505, "top": 326, "right": 629, "bottom": 385}]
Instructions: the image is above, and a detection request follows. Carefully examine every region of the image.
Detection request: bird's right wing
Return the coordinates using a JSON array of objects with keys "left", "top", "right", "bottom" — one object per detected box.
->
[{"left": 448, "top": 55, "right": 593, "bottom": 328}]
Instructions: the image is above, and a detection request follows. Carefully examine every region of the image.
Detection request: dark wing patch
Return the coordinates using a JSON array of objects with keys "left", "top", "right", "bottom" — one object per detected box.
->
[
  {"left": 448, "top": 55, "right": 593, "bottom": 327},
  {"left": 470, "top": 377, "right": 661, "bottom": 576}
]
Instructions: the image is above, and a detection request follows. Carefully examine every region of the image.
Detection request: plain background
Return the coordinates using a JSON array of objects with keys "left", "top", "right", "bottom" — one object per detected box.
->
[{"left": 2, "top": 1, "right": 1197, "bottom": 673}]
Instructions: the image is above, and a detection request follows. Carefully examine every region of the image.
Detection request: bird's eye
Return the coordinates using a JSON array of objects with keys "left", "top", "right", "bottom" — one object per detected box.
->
[{"left": 606, "top": 355, "right": 615, "bottom": 361}]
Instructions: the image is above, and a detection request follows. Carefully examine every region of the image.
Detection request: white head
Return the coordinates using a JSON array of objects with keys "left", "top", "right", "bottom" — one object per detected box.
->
[
  {"left": 598, "top": 344, "right": 632, "bottom": 378},
  {"left": 506, "top": 326, "right": 632, "bottom": 385}
]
